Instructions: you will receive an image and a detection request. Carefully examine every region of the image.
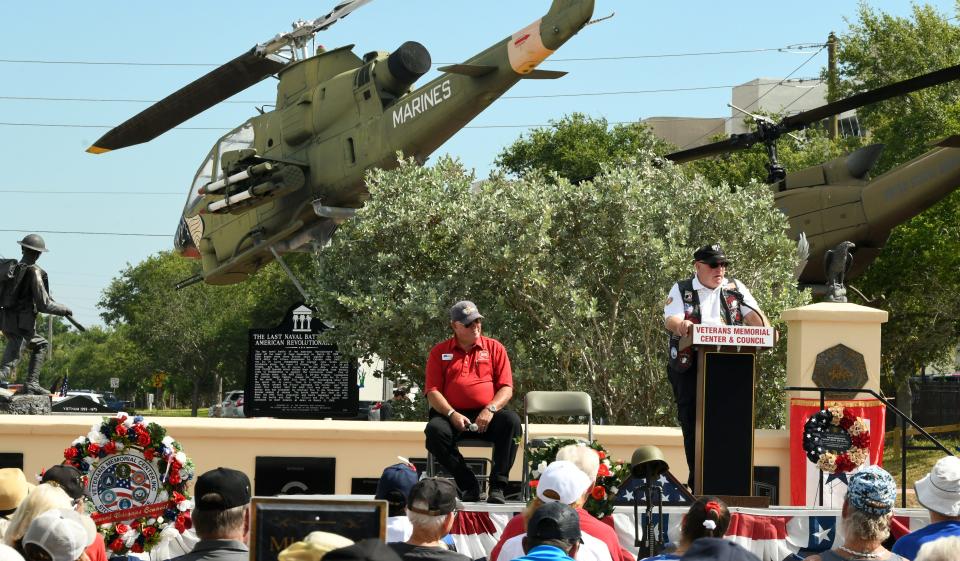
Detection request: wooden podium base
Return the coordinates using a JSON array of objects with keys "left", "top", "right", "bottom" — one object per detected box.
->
[{"left": 694, "top": 349, "right": 756, "bottom": 496}]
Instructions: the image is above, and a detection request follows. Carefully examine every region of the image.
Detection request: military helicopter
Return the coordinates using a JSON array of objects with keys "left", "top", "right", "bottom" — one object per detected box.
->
[
  {"left": 88, "top": 0, "right": 596, "bottom": 287},
  {"left": 664, "top": 62, "right": 960, "bottom": 286}
]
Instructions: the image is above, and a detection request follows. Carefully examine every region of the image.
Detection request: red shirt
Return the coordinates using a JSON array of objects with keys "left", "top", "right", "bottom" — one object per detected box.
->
[
  {"left": 489, "top": 508, "right": 635, "bottom": 561},
  {"left": 85, "top": 533, "right": 107, "bottom": 561},
  {"left": 424, "top": 335, "right": 512, "bottom": 410}
]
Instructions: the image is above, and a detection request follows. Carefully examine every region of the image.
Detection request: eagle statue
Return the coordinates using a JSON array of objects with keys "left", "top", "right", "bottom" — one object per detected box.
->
[{"left": 823, "top": 241, "right": 856, "bottom": 303}]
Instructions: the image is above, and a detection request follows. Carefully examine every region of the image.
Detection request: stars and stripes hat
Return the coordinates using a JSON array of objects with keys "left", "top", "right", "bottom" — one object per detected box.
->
[{"left": 847, "top": 465, "right": 896, "bottom": 516}]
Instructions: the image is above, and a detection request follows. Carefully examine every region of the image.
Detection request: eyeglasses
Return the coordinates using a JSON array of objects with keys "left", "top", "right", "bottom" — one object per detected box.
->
[
  {"left": 698, "top": 261, "right": 728, "bottom": 269},
  {"left": 462, "top": 319, "right": 482, "bottom": 328}
]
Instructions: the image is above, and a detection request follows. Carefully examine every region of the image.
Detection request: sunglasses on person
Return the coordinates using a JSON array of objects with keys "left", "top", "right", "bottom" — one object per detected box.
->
[
  {"left": 699, "top": 261, "right": 729, "bottom": 269},
  {"left": 462, "top": 319, "right": 482, "bottom": 328}
]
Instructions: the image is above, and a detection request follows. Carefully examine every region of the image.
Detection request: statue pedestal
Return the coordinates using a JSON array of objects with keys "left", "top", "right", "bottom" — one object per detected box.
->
[
  {"left": 0, "top": 395, "right": 51, "bottom": 415},
  {"left": 781, "top": 302, "right": 888, "bottom": 506}
]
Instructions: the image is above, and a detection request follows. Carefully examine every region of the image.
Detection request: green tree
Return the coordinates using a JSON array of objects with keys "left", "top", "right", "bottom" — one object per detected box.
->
[
  {"left": 98, "top": 252, "right": 302, "bottom": 415},
  {"left": 834, "top": 3, "right": 960, "bottom": 388},
  {"left": 307, "top": 153, "right": 809, "bottom": 427},
  {"left": 495, "top": 113, "right": 670, "bottom": 184}
]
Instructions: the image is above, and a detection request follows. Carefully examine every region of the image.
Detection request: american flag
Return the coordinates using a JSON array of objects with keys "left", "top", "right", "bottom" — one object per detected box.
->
[{"left": 59, "top": 374, "right": 69, "bottom": 397}]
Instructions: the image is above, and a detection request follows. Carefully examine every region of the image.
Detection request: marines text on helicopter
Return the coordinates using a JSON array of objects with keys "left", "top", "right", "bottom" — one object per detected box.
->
[{"left": 88, "top": 0, "right": 598, "bottom": 287}]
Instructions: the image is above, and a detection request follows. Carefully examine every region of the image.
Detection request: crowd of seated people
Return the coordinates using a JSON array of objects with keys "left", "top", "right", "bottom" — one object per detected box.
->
[{"left": 2, "top": 447, "right": 959, "bottom": 561}]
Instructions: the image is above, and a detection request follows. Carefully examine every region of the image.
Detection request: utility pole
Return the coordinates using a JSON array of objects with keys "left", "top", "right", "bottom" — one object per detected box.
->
[{"left": 827, "top": 32, "right": 839, "bottom": 139}]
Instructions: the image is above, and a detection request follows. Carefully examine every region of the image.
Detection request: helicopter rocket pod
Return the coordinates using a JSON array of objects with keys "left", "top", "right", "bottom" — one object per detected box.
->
[{"left": 88, "top": 0, "right": 596, "bottom": 286}]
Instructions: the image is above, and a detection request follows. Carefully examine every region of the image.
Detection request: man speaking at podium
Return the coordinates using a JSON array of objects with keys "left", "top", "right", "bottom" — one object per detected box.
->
[{"left": 663, "top": 244, "right": 768, "bottom": 486}]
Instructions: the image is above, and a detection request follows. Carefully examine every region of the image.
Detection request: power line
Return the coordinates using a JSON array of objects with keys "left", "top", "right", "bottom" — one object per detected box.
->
[
  {"left": 0, "top": 44, "right": 824, "bottom": 68},
  {"left": 0, "top": 189, "right": 181, "bottom": 195},
  {"left": 0, "top": 95, "right": 263, "bottom": 104},
  {"left": 0, "top": 120, "right": 633, "bottom": 131},
  {"left": 0, "top": 122, "right": 222, "bottom": 130},
  {"left": 0, "top": 80, "right": 823, "bottom": 105},
  {"left": 0, "top": 229, "right": 168, "bottom": 238},
  {"left": 677, "top": 45, "right": 827, "bottom": 150}
]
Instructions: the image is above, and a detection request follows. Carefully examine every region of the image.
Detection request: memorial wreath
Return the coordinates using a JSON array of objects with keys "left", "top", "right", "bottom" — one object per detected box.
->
[
  {"left": 802, "top": 404, "right": 870, "bottom": 474},
  {"left": 63, "top": 413, "right": 195, "bottom": 554},
  {"left": 525, "top": 438, "right": 628, "bottom": 519}
]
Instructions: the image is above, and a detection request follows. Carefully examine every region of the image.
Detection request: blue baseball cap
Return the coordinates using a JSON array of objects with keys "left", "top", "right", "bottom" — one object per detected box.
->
[{"left": 375, "top": 463, "right": 418, "bottom": 506}]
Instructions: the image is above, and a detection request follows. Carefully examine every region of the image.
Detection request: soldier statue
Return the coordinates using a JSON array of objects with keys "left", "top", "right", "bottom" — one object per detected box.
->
[{"left": 0, "top": 234, "right": 72, "bottom": 398}]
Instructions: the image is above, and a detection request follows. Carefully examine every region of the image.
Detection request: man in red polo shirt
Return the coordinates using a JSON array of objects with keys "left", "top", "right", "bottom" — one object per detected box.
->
[{"left": 424, "top": 300, "right": 521, "bottom": 504}]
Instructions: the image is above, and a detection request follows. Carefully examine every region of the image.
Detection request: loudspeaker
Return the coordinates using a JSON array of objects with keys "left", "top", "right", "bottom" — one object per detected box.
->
[
  {"left": 254, "top": 457, "right": 336, "bottom": 496},
  {"left": 753, "top": 465, "right": 780, "bottom": 505},
  {"left": 409, "top": 457, "right": 489, "bottom": 479},
  {"left": 0, "top": 453, "right": 23, "bottom": 470},
  {"left": 351, "top": 477, "right": 380, "bottom": 495}
]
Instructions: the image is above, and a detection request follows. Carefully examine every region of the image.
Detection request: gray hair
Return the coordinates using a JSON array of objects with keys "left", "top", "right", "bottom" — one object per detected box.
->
[
  {"left": 555, "top": 445, "right": 600, "bottom": 480},
  {"left": 406, "top": 499, "right": 448, "bottom": 536},
  {"left": 192, "top": 504, "right": 247, "bottom": 539},
  {"left": 842, "top": 508, "right": 892, "bottom": 543},
  {"left": 916, "top": 536, "right": 960, "bottom": 561}
]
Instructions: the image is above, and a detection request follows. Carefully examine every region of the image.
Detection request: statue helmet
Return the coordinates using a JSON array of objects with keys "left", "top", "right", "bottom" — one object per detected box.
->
[{"left": 17, "top": 233, "right": 48, "bottom": 253}]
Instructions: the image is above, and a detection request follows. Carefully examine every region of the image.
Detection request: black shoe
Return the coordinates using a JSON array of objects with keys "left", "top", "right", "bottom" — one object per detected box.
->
[
  {"left": 461, "top": 488, "right": 482, "bottom": 502},
  {"left": 487, "top": 488, "right": 505, "bottom": 504}
]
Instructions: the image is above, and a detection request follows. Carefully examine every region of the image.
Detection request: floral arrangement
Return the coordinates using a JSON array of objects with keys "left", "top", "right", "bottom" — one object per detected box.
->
[
  {"left": 63, "top": 413, "right": 195, "bottom": 554},
  {"left": 525, "top": 438, "right": 629, "bottom": 519},
  {"left": 802, "top": 404, "right": 870, "bottom": 474}
]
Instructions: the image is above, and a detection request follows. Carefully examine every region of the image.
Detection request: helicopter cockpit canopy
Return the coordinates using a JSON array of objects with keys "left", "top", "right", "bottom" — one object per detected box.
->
[{"left": 184, "top": 121, "right": 256, "bottom": 213}]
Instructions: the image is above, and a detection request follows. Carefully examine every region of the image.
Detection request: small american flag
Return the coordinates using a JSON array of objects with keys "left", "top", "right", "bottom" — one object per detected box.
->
[{"left": 59, "top": 374, "right": 69, "bottom": 397}]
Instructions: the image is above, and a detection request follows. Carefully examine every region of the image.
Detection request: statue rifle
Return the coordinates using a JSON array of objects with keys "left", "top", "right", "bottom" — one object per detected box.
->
[{"left": 64, "top": 314, "right": 86, "bottom": 332}]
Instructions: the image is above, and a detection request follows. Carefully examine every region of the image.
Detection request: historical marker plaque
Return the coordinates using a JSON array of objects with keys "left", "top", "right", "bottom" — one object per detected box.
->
[{"left": 246, "top": 303, "right": 358, "bottom": 418}]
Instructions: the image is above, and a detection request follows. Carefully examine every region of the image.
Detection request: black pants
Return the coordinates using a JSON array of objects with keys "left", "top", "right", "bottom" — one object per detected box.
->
[
  {"left": 667, "top": 361, "right": 697, "bottom": 487},
  {"left": 0, "top": 329, "right": 47, "bottom": 385},
  {"left": 424, "top": 408, "right": 521, "bottom": 494}
]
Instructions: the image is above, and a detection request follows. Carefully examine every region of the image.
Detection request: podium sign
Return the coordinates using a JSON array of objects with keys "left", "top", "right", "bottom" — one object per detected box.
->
[
  {"left": 692, "top": 325, "right": 774, "bottom": 348},
  {"left": 692, "top": 325, "right": 774, "bottom": 496}
]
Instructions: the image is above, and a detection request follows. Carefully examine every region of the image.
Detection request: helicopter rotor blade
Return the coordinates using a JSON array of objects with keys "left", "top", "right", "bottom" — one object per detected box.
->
[
  {"left": 312, "top": 0, "right": 373, "bottom": 32},
  {"left": 663, "top": 61, "right": 960, "bottom": 164},
  {"left": 87, "top": 48, "right": 286, "bottom": 153},
  {"left": 257, "top": 0, "right": 373, "bottom": 56},
  {"left": 780, "top": 61, "right": 960, "bottom": 131},
  {"left": 664, "top": 134, "right": 759, "bottom": 163}
]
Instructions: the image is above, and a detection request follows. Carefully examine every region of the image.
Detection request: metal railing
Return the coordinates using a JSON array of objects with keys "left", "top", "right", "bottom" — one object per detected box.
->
[{"left": 785, "top": 386, "right": 953, "bottom": 507}]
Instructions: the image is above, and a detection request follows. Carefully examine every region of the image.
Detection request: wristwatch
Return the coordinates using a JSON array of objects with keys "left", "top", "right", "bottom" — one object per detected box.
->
[
  {"left": 446, "top": 409, "right": 456, "bottom": 418},
  {"left": 486, "top": 404, "right": 498, "bottom": 413}
]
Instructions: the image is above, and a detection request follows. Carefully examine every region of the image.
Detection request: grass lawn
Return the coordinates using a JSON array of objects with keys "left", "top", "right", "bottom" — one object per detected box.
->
[
  {"left": 142, "top": 408, "right": 201, "bottom": 417},
  {"left": 883, "top": 433, "right": 959, "bottom": 507}
]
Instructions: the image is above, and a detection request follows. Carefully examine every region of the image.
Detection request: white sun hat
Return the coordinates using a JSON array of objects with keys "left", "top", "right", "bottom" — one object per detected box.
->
[{"left": 915, "top": 455, "right": 960, "bottom": 517}]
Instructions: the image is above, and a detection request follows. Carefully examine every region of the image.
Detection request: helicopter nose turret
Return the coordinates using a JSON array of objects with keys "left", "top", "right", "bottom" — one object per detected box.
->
[{"left": 174, "top": 217, "right": 200, "bottom": 259}]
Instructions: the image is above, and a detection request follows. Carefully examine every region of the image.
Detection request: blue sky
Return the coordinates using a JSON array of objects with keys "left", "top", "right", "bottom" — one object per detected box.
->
[{"left": 0, "top": 0, "right": 954, "bottom": 325}]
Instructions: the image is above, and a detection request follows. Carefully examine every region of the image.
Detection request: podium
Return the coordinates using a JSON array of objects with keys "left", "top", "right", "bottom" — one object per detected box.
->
[{"left": 689, "top": 324, "right": 775, "bottom": 496}]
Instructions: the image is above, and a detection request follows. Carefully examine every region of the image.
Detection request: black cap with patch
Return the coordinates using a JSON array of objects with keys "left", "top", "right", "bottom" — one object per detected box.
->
[
  {"left": 194, "top": 467, "right": 251, "bottom": 511},
  {"left": 528, "top": 501, "right": 581, "bottom": 541},
  {"left": 693, "top": 244, "right": 729, "bottom": 265},
  {"left": 449, "top": 301, "right": 483, "bottom": 325},
  {"left": 407, "top": 478, "right": 461, "bottom": 515}
]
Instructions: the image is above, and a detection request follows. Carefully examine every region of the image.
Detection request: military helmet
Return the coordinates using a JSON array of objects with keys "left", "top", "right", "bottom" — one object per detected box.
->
[{"left": 17, "top": 233, "right": 48, "bottom": 253}]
